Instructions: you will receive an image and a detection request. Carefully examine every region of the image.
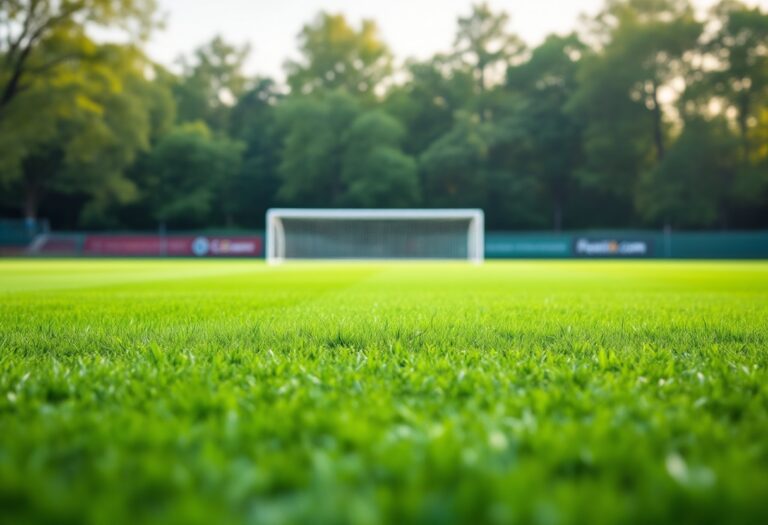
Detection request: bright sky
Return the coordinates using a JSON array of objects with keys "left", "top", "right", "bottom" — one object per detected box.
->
[{"left": 147, "top": 0, "right": 768, "bottom": 81}]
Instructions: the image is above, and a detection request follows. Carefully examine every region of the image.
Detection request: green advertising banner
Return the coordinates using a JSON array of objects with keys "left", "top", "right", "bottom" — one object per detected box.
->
[{"left": 486, "top": 232, "right": 768, "bottom": 259}]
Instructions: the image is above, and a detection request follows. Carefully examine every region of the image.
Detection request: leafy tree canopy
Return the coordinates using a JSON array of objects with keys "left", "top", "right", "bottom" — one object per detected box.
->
[{"left": 285, "top": 12, "right": 391, "bottom": 97}]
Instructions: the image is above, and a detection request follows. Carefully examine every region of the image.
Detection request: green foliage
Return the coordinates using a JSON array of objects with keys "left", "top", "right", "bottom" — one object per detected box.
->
[
  {"left": 0, "top": 0, "right": 159, "bottom": 110},
  {"left": 174, "top": 36, "right": 251, "bottom": 132},
  {"left": 228, "top": 79, "right": 282, "bottom": 227},
  {"left": 3, "top": 0, "right": 768, "bottom": 230},
  {"left": 694, "top": 1, "right": 768, "bottom": 159},
  {"left": 144, "top": 122, "right": 242, "bottom": 227},
  {"left": 276, "top": 91, "right": 418, "bottom": 208},
  {"left": 275, "top": 91, "right": 360, "bottom": 205},
  {"left": 384, "top": 57, "right": 475, "bottom": 156},
  {"left": 454, "top": 2, "right": 526, "bottom": 92},
  {"left": 570, "top": 0, "right": 703, "bottom": 198},
  {"left": 286, "top": 12, "right": 392, "bottom": 97},
  {"left": 0, "top": 0, "right": 162, "bottom": 223},
  {"left": 505, "top": 34, "right": 586, "bottom": 229},
  {"left": 2, "top": 260, "right": 768, "bottom": 524},
  {"left": 341, "top": 111, "right": 419, "bottom": 207},
  {"left": 420, "top": 112, "right": 490, "bottom": 208},
  {"left": 0, "top": 42, "right": 171, "bottom": 225},
  {"left": 636, "top": 117, "right": 742, "bottom": 227}
]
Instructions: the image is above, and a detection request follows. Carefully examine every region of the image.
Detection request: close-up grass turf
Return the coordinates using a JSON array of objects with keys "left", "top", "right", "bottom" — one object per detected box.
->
[{"left": 1, "top": 260, "right": 767, "bottom": 524}]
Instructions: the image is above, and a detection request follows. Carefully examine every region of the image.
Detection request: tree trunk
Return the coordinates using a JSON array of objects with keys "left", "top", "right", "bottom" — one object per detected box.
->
[
  {"left": 737, "top": 94, "right": 751, "bottom": 163},
  {"left": 477, "top": 61, "right": 488, "bottom": 122},
  {"left": 478, "top": 59, "right": 487, "bottom": 93},
  {"left": 552, "top": 184, "right": 564, "bottom": 232},
  {"left": 719, "top": 174, "right": 731, "bottom": 231},
  {"left": 24, "top": 183, "right": 39, "bottom": 223},
  {"left": 650, "top": 80, "right": 665, "bottom": 162},
  {"left": 553, "top": 206, "right": 563, "bottom": 232},
  {"left": 0, "top": 40, "right": 35, "bottom": 111}
]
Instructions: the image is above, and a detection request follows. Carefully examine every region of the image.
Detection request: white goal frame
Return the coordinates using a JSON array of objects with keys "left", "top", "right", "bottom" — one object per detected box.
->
[{"left": 266, "top": 209, "right": 484, "bottom": 264}]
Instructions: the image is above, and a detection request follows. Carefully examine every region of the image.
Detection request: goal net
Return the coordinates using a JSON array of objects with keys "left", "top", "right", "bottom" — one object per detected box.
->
[{"left": 266, "top": 209, "right": 484, "bottom": 263}]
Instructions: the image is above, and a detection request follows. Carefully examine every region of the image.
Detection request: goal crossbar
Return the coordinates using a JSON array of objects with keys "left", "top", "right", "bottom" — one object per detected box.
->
[{"left": 266, "top": 209, "right": 484, "bottom": 264}]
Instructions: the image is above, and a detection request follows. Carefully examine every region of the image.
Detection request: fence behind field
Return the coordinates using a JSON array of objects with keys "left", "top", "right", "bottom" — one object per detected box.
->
[
  {"left": 27, "top": 232, "right": 264, "bottom": 258},
  {"left": 485, "top": 231, "right": 768, "bottom": 259},
  {"left": 0, "top": 219, "right": 49, "bottom": 255},
  {"left": 5, "top": 226, "right": 768, "bottom": 259}
]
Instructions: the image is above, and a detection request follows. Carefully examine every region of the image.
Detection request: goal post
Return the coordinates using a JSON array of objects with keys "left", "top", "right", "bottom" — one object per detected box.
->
[{"left": 266, "top": 209, "right": 484, "bottom": 264}]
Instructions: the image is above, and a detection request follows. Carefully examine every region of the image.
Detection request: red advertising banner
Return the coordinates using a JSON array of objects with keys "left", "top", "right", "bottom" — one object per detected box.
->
[{"left": 82, "top": 235, "right": 263, "bottom": 257}]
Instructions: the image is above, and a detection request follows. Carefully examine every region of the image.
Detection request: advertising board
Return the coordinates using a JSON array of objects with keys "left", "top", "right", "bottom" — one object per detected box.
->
[
  {"left": 82, "top": 235, "right": 263, "bottom": 257},
  {"left": 573, "top": 238, "right": 653, "bottom": 258}
]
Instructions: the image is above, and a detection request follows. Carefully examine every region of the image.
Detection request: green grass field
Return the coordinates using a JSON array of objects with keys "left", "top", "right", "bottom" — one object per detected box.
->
[{"left": 1, "top": 260, "right": 768, "bottom": 525}]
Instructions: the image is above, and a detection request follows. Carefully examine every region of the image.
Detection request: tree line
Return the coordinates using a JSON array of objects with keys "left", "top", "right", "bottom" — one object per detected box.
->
[{"left": 1, "top": 0, "right": 767, "bottom": 231}]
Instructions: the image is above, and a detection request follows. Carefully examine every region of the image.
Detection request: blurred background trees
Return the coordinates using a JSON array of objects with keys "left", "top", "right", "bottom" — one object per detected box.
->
[{"left": 1, "top": 0, "right": 766, "bottom": 231}]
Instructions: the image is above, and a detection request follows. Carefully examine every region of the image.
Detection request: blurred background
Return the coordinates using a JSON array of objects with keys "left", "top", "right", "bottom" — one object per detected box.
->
[{"left": 1, "top": 0, "right": 767, "bottom": 256}]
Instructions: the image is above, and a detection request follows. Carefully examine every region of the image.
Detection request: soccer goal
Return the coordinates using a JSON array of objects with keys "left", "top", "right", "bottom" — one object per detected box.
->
[{"left": 266, "top": 209, "right": 484, "bottom": 264}]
